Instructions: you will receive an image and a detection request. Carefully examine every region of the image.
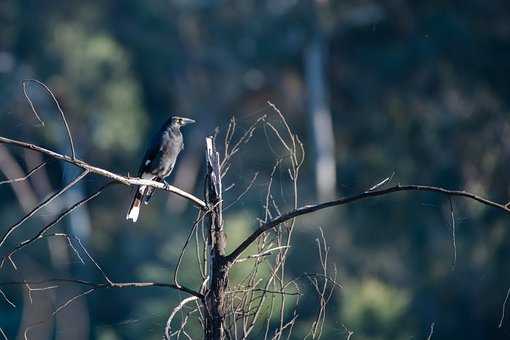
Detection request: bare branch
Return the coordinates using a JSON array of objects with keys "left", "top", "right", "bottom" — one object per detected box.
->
[
  {"left": 174, "top": 210, "right": 204, "bottom": 287},
  {"left": 341, "top": 324, "right": 354, "bottom": 340},
  {"left": 164, "top": 296, "right": 200, "bottom": 339},
  {"left": 174, "top": 200, "right": 223, "bottom": 288},
  {"left": 0, "top": 327, "right": 7, "bottom": 340},
  {"left": 223, "top": 172, "right": 259, "bottom": 211},
  {"left": 0, "top": 161, "right": 47, "bottom": 185},
  {"left": 307, "top": 228, "right": 338, "bottom": 339},
  {"left": 3, "top": 238, "right": 204, "bottom": 305},
  {"left": 0, "top": 278, "right": 204, "bottom": 299},
  {"left": 368, "top": 171, "right": 395, "bottom": 191},
  {"left": 0, "top": 170, "right": 89, "bottom": 248},
  {"left": 227, "top": 288, "right": 301, "bottom": 296},
  {"left": 448, "top": 197, "right": 457, "bottom": 269},
  {"left": 1, "top": 181, "right": 115, "bottom": 265},
  {"left": 0, "top": 136, "right": 206, "bottom": 209},
  {"left": 266, "top": 102, "right": 294, "bottom": 151},
  {"left": 23, "top": 287, "right": 95, "bottom": 340},
  {"left": 227, "top": 184, "right": 510, "bottom": 262},
  {"left": 499, "top": 287, "right": 510, "bottom": 328},
  {"left": 22, "top": 79, "right": 77, "bottom": 159},
  {"left": 427, "top": 321, "right": 435, "bottom": 340},
  {"left": 233, "top": 246, "right": 290, "bottom": 264},
  {"left": 75, "top": 237, "right": 114, "bottom": 284},
  {"left": 0, "top": 146, "right": 39, "bottom": 212},
  {"left": 0, "top": 287, "right": 16, "bottom": 308},
  {"left": 221, "top": 115, "right": 266, "bottom": 173}
]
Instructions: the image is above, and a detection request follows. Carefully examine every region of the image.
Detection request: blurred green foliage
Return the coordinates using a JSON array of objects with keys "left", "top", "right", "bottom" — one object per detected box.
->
[
  {"left": 341, "top": 278, "right": 410, "bottom": 340},
  {"left": 1, "top": 0, "right": 510, "bottom": 339}
]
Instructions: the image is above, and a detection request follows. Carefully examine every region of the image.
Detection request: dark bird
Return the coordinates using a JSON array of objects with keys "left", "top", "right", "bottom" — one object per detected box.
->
[{"left": 126, "top": 116, "right": 195, "bottom": 222}]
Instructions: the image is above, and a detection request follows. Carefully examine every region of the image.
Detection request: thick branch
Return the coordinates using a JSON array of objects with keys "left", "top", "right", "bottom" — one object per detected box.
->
[
  {"left": 226, "top": 184, "right": 510, "bottom": 262},
  {"left": 0, "top": 136, "right": 206, "bottom": 209}
]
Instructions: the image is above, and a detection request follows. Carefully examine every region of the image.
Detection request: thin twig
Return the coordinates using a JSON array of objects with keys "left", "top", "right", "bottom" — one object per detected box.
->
[
  {"left": 75, "top": 237, "right": 113, "bottom": 285},
  {"left": 1, "top": 182, "right": 115, "bottom": 265},
  {"left": 164, "top": 296, "right": 200, "bottom": 339},
  {"left": 24, "top": 288, "right": 95, "bottom": 340},
  {"left": 174, "top": 211, "right": 203, "bottom": 287},
  {"left": 341, "top": 324, "right": 354, "bottom": 340},
  {"left": 174, "top": 200, "right": 223, "bottom": 287},
  {"left": 234, "top": 246, "right": 290, "bottom": 264},
  {"left": 22, "top": 79, "right": 76, "bottom": 159},
  {"left": 0, "top": 170, "right": 89, "bottom": 248},
  {"left": 0, "top": 161, "right": 47, "bottom": 185},
  {"left": 223, "top": 172, "right": 259, "bottom": 211},
  {"left": 0, "top": 327, "right": 7, "bottom": 340},
  {"left": 448, "top": 196, "right": 457, "bottom": 269},
  {"left": 499, "top": 287, "right": 510, "bottom": 328},
  {"left": 0, "top": 288, "right": 16, "bottom": 308},
  {"left": 427, "top": 321, "right": 435, "bottom": 340},
  {"left": 368, "top": 171, "right": 395, "bottom": 191}
]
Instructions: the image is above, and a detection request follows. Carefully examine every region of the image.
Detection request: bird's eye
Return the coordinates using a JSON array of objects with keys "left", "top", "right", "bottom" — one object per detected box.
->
[{"left": 178, "top": 119, "right": 183, "bottom": 124}]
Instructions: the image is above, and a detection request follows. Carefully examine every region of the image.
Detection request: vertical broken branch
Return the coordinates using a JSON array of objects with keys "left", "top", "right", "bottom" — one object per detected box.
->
[{"left": 204, "top": 136, "right": 229, "bottom": 340}]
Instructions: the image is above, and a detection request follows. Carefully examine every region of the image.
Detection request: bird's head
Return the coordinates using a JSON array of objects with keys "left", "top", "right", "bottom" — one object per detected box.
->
[{"left": 171, "top": 116, "right": 196, "bottom": 127}]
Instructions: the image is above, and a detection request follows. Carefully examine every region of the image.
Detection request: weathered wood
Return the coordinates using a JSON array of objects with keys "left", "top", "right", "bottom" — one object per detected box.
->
[{"left": 204, "top": 136, "right": 229, "bottom": 340}]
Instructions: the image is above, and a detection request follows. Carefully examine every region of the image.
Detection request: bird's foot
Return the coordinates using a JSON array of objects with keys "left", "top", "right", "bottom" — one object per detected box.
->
[{"left": 163, "top": 180, "right": 171, "bottom": 190}]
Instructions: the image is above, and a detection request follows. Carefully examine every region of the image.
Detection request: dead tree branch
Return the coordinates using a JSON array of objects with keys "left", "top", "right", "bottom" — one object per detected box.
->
[
  {"left": 164, "top": 296, "right": 200, "bottom": 339},
  {"left": 227, "top": 184, "right": 510, "bottom": 262},
  {"left": 0, "top": 136, "right": 206, "bottom": 209},
  {"left": 0, "top": 160, "right": 47, "bottom": 186},
  {"left": 1, "top": 181, "right": 117, "bottom": 267},
  {"left": 0, "top": 170, "right": 89, "bottom": 248},
  {"left": 204, "top": 136, "right": 229, "bottom": 340},
  {"left": 22, "top": 79, "right": 76, "bottom": 159},
  {"left": 0, "top": 146, "right": 41, "bottom": 212},
  {"left": 0, "top": 278, "right": 203, "bottom": 298}
]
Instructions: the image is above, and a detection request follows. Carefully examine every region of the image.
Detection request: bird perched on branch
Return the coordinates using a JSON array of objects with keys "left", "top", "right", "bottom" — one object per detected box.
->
[{"left": 126, "top": 116, "right": 195, "bottom": 222}]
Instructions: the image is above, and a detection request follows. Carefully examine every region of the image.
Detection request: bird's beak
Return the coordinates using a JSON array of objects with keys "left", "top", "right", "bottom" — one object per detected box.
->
[{"left": 181, "top": 118, "right": 196, "bottom": 125}]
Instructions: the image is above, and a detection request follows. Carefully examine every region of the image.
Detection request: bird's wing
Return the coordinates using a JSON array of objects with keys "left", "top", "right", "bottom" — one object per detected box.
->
[{"left": 137, "top": 131, "right": 162, "bottom": 176}]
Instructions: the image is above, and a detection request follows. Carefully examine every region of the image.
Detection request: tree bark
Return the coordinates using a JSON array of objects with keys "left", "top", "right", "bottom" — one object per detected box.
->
[{"left": 204, "top": 137, "right": 229, "bottom": 340}]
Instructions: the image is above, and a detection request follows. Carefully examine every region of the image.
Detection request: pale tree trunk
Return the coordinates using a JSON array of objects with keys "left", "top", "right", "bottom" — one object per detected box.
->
[{"left": 305, "top": 33, "right": 337, "bottom": 201}]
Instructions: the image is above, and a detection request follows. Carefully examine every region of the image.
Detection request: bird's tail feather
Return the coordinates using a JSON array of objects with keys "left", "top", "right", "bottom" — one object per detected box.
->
[
  {"left": 143, "top": 177, "right": 162, "bottom": 205},
  {"left": 126, "top": 186, "right": 145, "bottom": 222},
  {"left": 144, "top": 187, "right": 154, "bottom": 205}
]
